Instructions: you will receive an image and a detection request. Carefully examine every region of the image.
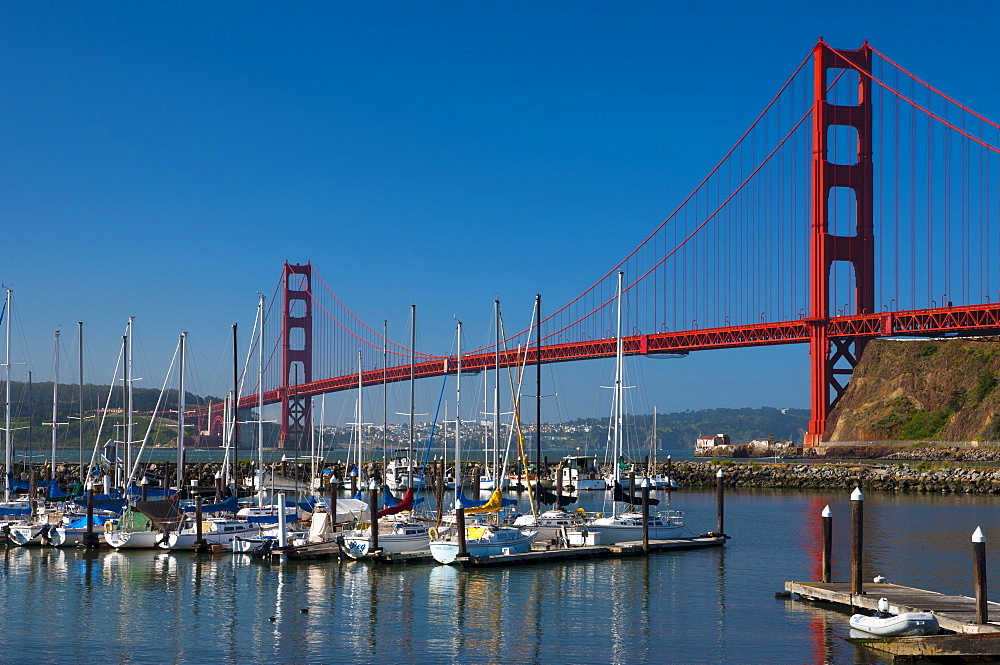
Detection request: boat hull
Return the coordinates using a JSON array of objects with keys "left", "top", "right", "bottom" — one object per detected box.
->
[
  {"left": 342, "top": 533, "right": 430, "bottom": 558},
  {"left": 849, "top": 612, "right": 939, "bottom": 637},
  {"left": 51, "top": 527, "right": 106, "bottom": 547},
  {"left": 104, "top": 530, "right": 165, "bottom": 549},
  {"left": 429, "top": 528, "right": 536, "bottom": 564},
  {"left": 8, "top": 523, "right": 54, "bottom": 546}
]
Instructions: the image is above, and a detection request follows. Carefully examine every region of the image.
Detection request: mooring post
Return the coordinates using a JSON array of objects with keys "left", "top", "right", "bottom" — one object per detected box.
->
[
  {"left": 822, "top": 505, "right": 832, "bottom": 583},
  {"left": 472, "top": 465, "right": 480, "bottom": 496},
  {"left": 81, "top": 482, "right": 99, "bottom": 549},
  {"left": 329, "top": 476, "right": 338, "bottom": 529},
  {"left": 555, "top": 462, "right": 563, "bottom": 508},
  {"left": 641, "top": 479, "right": 650, "bottom": 554},
  {"left": 716, "top": 469, "right": 725, "bottom": 536},
  {"left": 667, "top": 454, "right": 673, "bottom": 491},
  {"left": 973, "top": 526, "right": 989, "bottom": 624},
  {"left": 277, "top": 491, "right": 287, "bottom": 549},
  {"left": 140, "top": 476, "right": 149, "bottom": 502},
  {"left": 456, "top": 507, "right": 467, "bottom": 557},
  {"left": 435, "top": 461, "right": 445, "bottom": 526},
  {"left": 214, "top": 470, "right": 222, "bottom": 503},
  {"left": 194, "top": 496, "right": 205, "bottom": 548},
  {"left": 369, "top": 483, "right": 379, "bottom": 553},
  {"left": 851, "top": 487, "right": 864, "bottom": 596},
  {"left": 350, "top": 470, "right": 357, "bottom": 496}
]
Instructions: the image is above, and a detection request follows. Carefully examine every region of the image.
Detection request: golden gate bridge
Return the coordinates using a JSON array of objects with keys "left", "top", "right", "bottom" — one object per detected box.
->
[{"left": 198, "top": 40, "right": 1000, "bottom": 448}]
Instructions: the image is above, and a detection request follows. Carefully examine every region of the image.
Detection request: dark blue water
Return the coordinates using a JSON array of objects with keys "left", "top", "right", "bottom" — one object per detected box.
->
[{"left": 0, "top": 489, "right": 995, "bottom": 664}]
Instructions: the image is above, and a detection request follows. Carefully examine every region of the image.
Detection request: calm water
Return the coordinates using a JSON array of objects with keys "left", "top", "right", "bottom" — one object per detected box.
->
[{"left": 1, "top": 489, "right": 997, "bottom": 664}]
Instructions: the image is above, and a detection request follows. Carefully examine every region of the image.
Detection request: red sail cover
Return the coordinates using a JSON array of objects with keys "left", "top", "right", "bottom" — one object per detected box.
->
[{"left": 377, "top": 488, "right": 414, "bottom": 518}]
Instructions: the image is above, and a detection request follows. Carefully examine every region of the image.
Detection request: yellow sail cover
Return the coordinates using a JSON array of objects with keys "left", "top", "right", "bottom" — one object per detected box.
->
[{"left": 463, "top": 489, "right": 503, "bottom": 515}]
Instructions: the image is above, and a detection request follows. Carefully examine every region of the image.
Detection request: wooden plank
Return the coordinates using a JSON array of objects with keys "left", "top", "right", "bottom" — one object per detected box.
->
[{"left": 785, "top": 581, "right": 1000, "bottom": 634}]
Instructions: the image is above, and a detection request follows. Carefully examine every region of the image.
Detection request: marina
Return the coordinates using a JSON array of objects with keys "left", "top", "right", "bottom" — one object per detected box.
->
[{"left": 1, "top": 489, "right": 998, "bottom": 664}]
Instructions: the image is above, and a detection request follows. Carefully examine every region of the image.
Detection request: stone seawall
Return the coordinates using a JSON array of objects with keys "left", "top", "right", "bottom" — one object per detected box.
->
[{"left": 21, "top": 447, "right": 1000, "bottom": 496}]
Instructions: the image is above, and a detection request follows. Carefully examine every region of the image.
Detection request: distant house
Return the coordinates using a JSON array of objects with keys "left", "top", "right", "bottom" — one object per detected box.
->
[{"left": 695, "top": 433, "right": 730, "bottom": 454}]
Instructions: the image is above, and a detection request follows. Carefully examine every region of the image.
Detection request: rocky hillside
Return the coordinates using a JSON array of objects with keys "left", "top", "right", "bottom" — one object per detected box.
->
[{"left": 826, "top": 338, "right": 1000, "bottom": 442}]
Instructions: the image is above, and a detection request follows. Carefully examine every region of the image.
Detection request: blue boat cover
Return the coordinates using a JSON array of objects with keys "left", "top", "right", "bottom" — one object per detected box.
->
[
  {"left": 245, "top": 513, "right": 298, "bottom": 525},
  {"left": 381, "top": 486, "right": 426, "bottom": 509},
  {"left": 182, "top": 496, "right": 239, "bottom": 514},
  {"left": 66, "top": 514, "right": 112, "bottom": 528},
  {"left": 0, "top": 507, "right": 30, "bottom": 516},
  {"left": 456, "top": 490, "right": 517, "bottom": 509},
  {"left": 126, "top": 483, "right": 177, "bottom": 500}
]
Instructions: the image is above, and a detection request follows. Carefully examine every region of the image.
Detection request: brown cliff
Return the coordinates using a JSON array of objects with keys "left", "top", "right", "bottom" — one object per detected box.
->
[{"left": 825, "top": 338, "right": 1000, "bottom": 442}]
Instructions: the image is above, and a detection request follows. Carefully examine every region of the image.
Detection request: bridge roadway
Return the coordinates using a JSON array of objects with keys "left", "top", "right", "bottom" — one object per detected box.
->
[{"left": 240, "top": 302, "right": 1000, "bottom": 409}]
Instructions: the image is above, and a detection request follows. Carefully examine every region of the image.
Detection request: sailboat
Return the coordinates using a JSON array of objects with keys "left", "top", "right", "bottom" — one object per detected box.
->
[
  {"left": 570, "top": 272, "right": 684, "bottom": 546},
  {"left": 340, "top": 487, "right": 430, "bottom": 558},
  {"left": 429, "top": 320, "right": 537, "bottom": 564}
]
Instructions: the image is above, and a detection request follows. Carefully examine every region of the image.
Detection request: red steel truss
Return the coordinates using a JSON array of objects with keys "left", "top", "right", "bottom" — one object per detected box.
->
[{"left": 245, "top": 303, "right": 1000, "bottom": 412}]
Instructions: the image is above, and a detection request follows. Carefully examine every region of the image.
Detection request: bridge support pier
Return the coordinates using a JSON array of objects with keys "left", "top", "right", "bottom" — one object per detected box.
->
[
  {"left": 806, "top": 41, "right": 874, "bottom": 446},
  {"left": 280, "top": 262, "right": 313, "bottom": 449}
]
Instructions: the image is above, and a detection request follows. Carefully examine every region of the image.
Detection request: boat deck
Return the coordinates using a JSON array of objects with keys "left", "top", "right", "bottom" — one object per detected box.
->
[{"left": 785, "top": 580, "right": 1000, "bottom": 634}]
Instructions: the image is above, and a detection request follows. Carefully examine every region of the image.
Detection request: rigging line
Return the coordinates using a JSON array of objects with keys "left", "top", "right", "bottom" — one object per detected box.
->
[
  {"left": 825, "top": 47, "right": 1000, "bottom": 157},
  {"left": 311, "top": 269, "right": 418, "bottom": 355},
  {"left": 493, "top": 48, "right": 816, "bottom": 342},
  {"left": 868, "top": 45, "right": 1000, "bottom": 133},
  {"left": 543, "top": 101, "right": 815, "bottom": 343},
  {"left": 300, "top": 270, "right": 443, "bottom": 361}
]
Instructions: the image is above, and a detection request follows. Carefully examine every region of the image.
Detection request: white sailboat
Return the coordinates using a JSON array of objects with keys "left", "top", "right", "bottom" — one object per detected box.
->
[
  {"left": 571, "top": 272, "right": 684, "bottom": 546},
  {"left": 429, "top": 320, "right": 537, "bottom": 564}
]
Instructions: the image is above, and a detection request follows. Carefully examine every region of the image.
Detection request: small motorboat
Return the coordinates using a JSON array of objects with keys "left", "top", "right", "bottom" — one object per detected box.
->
[{"left": 850, "top": 610, "right": 939, "bottom": 637}]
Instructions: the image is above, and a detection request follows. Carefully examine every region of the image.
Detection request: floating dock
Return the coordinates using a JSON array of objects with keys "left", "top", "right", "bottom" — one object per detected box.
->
[
  {"left": 785, "top": 580, "right": 1000, "bottom": 634},
  {"left": 786, "top": 580, "right": 1000, "bottom": 660},
  {"left": 352, "top": 535, "right": 725, "bottom": 567}
]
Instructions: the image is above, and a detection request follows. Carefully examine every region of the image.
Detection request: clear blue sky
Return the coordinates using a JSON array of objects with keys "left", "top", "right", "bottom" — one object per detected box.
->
[{"left": 2, "top": 2, "right": 996, "bottom": 428}]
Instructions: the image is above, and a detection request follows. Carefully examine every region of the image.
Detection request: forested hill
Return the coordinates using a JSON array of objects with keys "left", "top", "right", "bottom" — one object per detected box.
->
[
  {"left": 560, "top": 407, "right": 810, "bottom": 451},
  {"left": 0, "top": 380, "right": 221, "bottom": 426}
]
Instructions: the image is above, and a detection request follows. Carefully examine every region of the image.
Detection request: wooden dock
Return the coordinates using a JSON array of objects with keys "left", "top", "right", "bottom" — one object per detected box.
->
[
  {"left": 348, "top": 536, "right": 726, "bottom": 567},
  {"left": 457, "top": 536, "right": 726, "bottom": 568},
  {"left": 785, "top": 580, "right": 1000, "bottom": 634}
]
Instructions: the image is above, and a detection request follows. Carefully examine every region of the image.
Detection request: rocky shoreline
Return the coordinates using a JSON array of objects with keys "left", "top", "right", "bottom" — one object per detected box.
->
[{"left": 15, "top": 444, "right": 1000, "bottom": 497}]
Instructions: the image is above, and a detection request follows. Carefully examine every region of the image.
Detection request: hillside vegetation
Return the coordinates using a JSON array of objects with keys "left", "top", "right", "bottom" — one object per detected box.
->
[{"left": 826, "top": 339, "right": 1000, "bottom": 442}]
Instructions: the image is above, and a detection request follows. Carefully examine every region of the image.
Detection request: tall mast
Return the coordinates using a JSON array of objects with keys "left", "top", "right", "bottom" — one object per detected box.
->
[
  {"left": 3, "top": 288, "right": 9, "bottom": 502},
  {"left": 51, "top": 330, "right": 60, "bottom": 479},
  {"left": 382, "top": 320, "right": 388, "bottom": 471},
  {"left": 121, "top": 331, "right": 128, "bottom": 491},
  {"left": 257, "top": 294, "right": 265, "bottom": 506},
  {"left": 454, "top": 320, "right": 462, "bottom": 505},
  {"left": 408, "top": 303, "right": 415, "bottom": 490},
  {"left": 535, "top": 293, "right": 541, "bottom": 485},
  {"left": 77, "top": 321, "right": 84, "bottom": 484},
  {"left": 614, "top": 271, "right": 624, "bottom": 486},
  {"left": 232, "top": 323, "right": 238, "bottom": 487},
  {"left": 356, "top": 350, "right": 363, "bottom": 475},
  {"left": 177, "top": 332, "right": 186, "bottom": 493},
  {"left": 125, "top": 317, "right": 134, "bottom": 492},
  {"left": 493, "top": 300, "right": 500, "bottom": 482}
]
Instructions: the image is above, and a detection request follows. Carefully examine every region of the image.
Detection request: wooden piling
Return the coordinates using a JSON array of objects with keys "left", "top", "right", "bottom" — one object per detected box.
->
[
  {"left": 716, "top": 469, "right": 725, "bottom": 535},
  {"left": 369, "top": 486, "right": 379, "bottom": 552},
  {"left": 641, "top": 482, "right": 650, "bottom": 554},
  {"left": 666, "top": 455, "right": 673, "bottom": 491},
  {"left": 555, "top": 462, "right": 563, "bottom": 507},
  {"left": 472, "top": 466, "right": 480, "bottom": 496},
  {"left": 822, "top": 505, "right": 832, "bottom": 583},
  {"left": 329, "top": 476, "right": 338, "bottom": 528},
  {"left": 456, "top": 507, "right": 467, "bottom": 557},
  {"left": 974, "top": 526, "right": 989, "bottom": 624},
  {"left": 435, "top": 460, "right": 445, "bottom": 526},
  {"left": 194, "top": 497, "right": 205, "bottom": 547},
  {"left": 851, "top": 487, "right": 864, "bottom": 597},
  {"left": 81, "top": 486, "right": 99, "bottom": 549}
]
